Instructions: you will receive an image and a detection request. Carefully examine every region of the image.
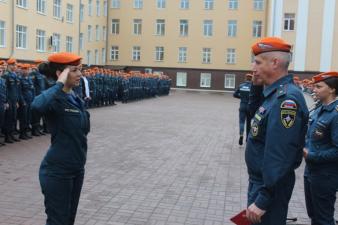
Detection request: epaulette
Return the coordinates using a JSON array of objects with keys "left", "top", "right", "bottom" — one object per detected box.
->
[{"left": 277, "top": 84, "right": 287, "bottom": 98}]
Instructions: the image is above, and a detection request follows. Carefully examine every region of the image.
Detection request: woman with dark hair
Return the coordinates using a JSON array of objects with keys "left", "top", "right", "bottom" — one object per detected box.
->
[
  {"left": 303, "top": 72, "right": 338, "bottom": 225},
  {"left": 31, "top": 52, "right": 90, "bottom": 225}
]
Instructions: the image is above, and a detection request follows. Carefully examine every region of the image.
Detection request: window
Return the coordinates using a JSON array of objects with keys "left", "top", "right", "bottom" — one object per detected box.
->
[
  {"left": 103, "top": 26, "right": 106, "bottom": 40},
  {"left": 203, "top": 20, "right": 213, "bottom": 37},
  {"left": 253, "top": 20, "right": 262, "bottom": 37},
  {"left": 66, "top": 4, "right": 73, "bottom": 23},
  {"left": 176, "top": 72, "right": 187, "bottom": 87},
  {"left": 16, "top": 0, "right": 27, "bottom": 8},
  {"left": 133, "top": 19, "right": 142, "bottom": 35},
  {"left": 156, "top": 19, "right": 165, "bottom": 36},
  {"left": 96, "top": 0, "right": 100, "bottom": 16},
  {"left": 134, "top": 0, "right": 143, "bottom": 9},
  {"left": 88, "top": 0, "right": 93, "bottom": 16},
  {"left": 157, "top": 0, "right": 165, "bottom": 9},
  {"left": 178, "top": 47, "right": 187, "bottom": 63},
  {"left": 111, "top": 19, "right": 120, "bottom": 35},
  {"left": 229, "top": 0, "right": 238, "bottom": 10},
  {"left": 102, "top": 48, "right": 106, "bottom": 64},
  {"left": 224, "top": 74, "right": 236, "bottom": 88},
  {"left": 37, "top": 0, "right": 46, "bottom": 14},
  {"left": 0, "top": 21, "right": 5, "bottom": 47},
  {"left": 79, "top": 33, "right": 84, "bottom": 50},
  {"left": 52, "top": 33, "right": 61, "bottom": 52},
  {"left": 66, "top": 36, "right": 73, "bottom": 52},
  {"left": 284, "top": 13, "right": 295, "bottom": 31},
  {"left": 180, "top": 20, "right": 188, "bottom": 36},
  {"left": 180, "top": 0, "right": 189, "bottom": 9},
  {"left": 155, "top": 46, "right": 164, "bottom": 61},
  {"left": 104, "top": 0, "right": 107, "bottom": 16},
  {"left": 200, "top": 73, "right": 211, "bottom": 88},
  {"left": 87, "top": 50, "right": 91, "bottom": 65},
  {"left": 96, "top": 25, "right": 100, "bottom": 41},
  {"left": 111, "top": 46, "right": 119, "bottom": 60},
  {"left": 95, "top": 49, "right": 99, "bottom": 64},
  {"left": 204, "top": 0, "right": 213, "bottom": 10},
  {"left": 88, "top": 25, "right": 92, "bottom": 41},
  {"left": 36, "top": 29, "right": 46, "bottom": 52},
  {"left": 132, "top": 46, "right": 141, "bottom": 61},
  {"left": 53, "top": 0, "right": 61, "bottom": 18},
  {"left": 202, "top": 48, "right": 211, "bottom": 63},
  {"left": 111, "top": 0, "right": 120, "bottom": 8},
  {"left": 16, "top": 25, "right": 27, "bottom": 49},
  {"left": 227, "top": 20, "right": 237, "bottom": 37},
  {"left": 226, "top": 48, "right": 236, "bottom": 64},
  {"left": 80, "top": 4, "right": 84, "bottom": 21},
  {"left": 254, "top": 0, "right": 264, "bottom": 10}
]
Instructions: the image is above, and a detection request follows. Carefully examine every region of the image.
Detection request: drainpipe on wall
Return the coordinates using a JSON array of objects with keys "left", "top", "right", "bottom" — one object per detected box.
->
[
  {"left": 105, "top": 0, "right": 109, "bottom": 66},
  {"left": 9, "top": 0, "right": 14, "bottom": 58},
  {"left": 78, "top": 0, "right": 82, "bottom": 55}
]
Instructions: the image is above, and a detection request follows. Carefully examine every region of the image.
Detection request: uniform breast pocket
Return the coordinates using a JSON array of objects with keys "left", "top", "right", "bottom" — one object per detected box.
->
[
  {"left": 311, "top": 121, "right": 328, "bottom": 141},
  {"left": 63, "top": 112, "right": 82, "bottom": 131}
]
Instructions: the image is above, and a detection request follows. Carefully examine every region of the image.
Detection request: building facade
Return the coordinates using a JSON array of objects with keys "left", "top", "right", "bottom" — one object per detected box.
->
[{"left": 0, "top": 0, "right": 337, "bottom": 91}]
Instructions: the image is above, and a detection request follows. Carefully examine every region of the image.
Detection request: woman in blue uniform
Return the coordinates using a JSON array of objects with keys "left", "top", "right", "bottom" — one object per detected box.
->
[
  {"left": 31, "top": 52, "right": 90, "bottom": 225},
  {"left": 303, "top": 71, "right": 338, "bottom": 225}
]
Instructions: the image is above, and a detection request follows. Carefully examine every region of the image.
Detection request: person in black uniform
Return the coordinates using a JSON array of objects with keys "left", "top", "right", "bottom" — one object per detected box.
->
[
  {"left": 303, "top": 72, "right": 338, "bottom": 225},
  {"left": 31, "top": 52, "right": 90, "bottom": 225},
  {"left": 245, "top": 37, "right": 309, "bottom": 224},
  {"left": 233, "top": 73, "right": 253, "bottom": 145}
]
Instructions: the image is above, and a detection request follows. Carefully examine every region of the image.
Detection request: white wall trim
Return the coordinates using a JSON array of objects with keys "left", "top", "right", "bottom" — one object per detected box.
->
[
  {"left": 320, "top": 0, "right": 336, "bottom": 72},
  {"left": 271, "top": 0, "right": 283, "bottom": 37},
  {"left": 294, "top": 0, "right": 309, "bottom": 71}
]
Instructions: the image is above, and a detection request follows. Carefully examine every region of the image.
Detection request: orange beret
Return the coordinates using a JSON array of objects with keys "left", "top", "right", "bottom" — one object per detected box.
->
[
  {"left": 21, "top": 64, "right": 30, "bottom": 69},
  {"left": 0, "top": 60, "right": 5, "bottom": 65},
  {"left": 34, "top": 59, "right": 44, "bottom": 64},
  {"left": 252, "top": 37, "right": 292, "bottom": 56},
  {"left": 312, "top": 71, "right": 338, "bottom": 83},
  {"left": 48, "top": 52, "right": 82, "bottom": 65},
  {"left": 7, "top": 58, "right": 17, "bottom": 65}
]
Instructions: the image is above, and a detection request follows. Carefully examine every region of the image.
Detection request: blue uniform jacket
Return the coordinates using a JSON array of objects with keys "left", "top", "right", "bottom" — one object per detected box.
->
[
  {"left": 3, "top": 71, "right": 21, "bottom": 102},
  {"left": 245, "top": 74, "right": 309, "bottom": 210},
  {"left": 20, "top": 76, "right": 35, "bottom": 104},
  {"left": 305, "top": 100, "right": 338, "bottom": 174},
  {"left": 0, "top": 78, "right": 6, "bottom": 105},
  {"left": 233, "top": 81, "right": 252, "bottom": 110},
  {"left": 31, "top": 82, "right": 90, "bottom": 174},
  {"left": 30, "top": 71, "right": 46, "bottom": 96}
]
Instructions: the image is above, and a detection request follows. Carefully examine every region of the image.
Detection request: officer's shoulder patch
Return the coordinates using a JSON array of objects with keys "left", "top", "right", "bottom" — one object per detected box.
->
[
  {"left": 277, "top": 84, "right": 287, "bottom": 98},
  {"left": 280, "top": 99, "right": 297, "bottom": 128}
]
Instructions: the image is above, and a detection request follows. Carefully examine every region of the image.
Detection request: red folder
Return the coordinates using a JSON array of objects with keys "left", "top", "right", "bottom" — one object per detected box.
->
[{"left": 230, "top": 210, "right": 251, "bottom": 225}]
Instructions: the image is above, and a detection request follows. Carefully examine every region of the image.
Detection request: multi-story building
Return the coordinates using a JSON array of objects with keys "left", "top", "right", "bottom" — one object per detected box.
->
[{"left": 0, "top": 0, "right": 337, "bottom": 91}]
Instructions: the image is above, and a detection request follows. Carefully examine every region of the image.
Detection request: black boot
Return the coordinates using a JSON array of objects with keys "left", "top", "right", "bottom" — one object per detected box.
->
[
  {"left": 31, "top": 128, "right": 41, "bottom": 136},
  {"left": 238, "top": 135, "right": 243, "bottom": 146},
  {"left": 11, "top": 134, "right": 20, "bottom": 142},
  {"left": 5, "top": 135, "right": 14, "bottom": 143},
  {"left": 19, "top": 133, "right": 29, "bottom": 140}
]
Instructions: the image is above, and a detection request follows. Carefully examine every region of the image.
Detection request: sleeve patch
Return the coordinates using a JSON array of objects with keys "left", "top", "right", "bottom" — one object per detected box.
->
[
  {"left": 280, "top": 100, "right": 298, "bottom": 128},
  {"left": 280, "top": 99, "right": 297, "bottom": 110}
]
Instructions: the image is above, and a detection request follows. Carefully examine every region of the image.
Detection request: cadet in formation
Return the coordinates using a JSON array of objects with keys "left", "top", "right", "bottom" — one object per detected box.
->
[
  {"left": 233, "top": 73, "right": 253, "bottom": 145},
  {"left": 245, "top": 37, "right": 309, "bottom": 224},
  {"left": 31, "top": 52, "right": 90, "bottom": 225},
  {"left": 303, "top": 72, "right": 338, "bottom": 225}
]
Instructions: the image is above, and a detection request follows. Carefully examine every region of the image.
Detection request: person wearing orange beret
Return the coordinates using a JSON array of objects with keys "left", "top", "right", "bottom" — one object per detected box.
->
[
  {"left": 233, "top": 73, "right": 253, "bottom": 145},
  {"left": 0, "top": 63, "right": 7, "bottom": 146},
  {"left": 2, "top": 58, "right": 22, "bottom": 143},
  {"left": 17, "top": 64, "right": 35, "bottom": 140},
  {"left": 245, "top": 37, "right": 309, "bottom": 224},
  {"left": 302, "top": 72, "right": 338, "bottom": 225},
  {"left": 31, "top": 52, "right": 90, "bottom": 225}
]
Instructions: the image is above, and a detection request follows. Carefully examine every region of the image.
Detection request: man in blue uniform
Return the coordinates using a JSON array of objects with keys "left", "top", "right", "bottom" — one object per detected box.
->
[
  {"left": 233, "top": 74, "right": 253, "bottom": 145},
  {"left": 2, "top": 58, "right": 21, "bottom": 143},
  {"left": 0, "top": 62, "right": 7, "bottom": 146},
  {"left": 245, "top": 37, "right": 309, "bottom": 224}
]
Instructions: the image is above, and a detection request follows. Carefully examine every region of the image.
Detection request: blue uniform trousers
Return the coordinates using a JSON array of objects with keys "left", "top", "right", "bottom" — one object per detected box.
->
[
  {"left": 305, "top": 172, "right": 338, "bottom": 225},
  {"left": 39, "top": 165, "right": 84, "bottom": 225},
  {"left": 247, "top": 172, "right": 295, "bottom": 225},
  {"left": 18, "top": 103, "right": 31, "bottom": 132},
  {"left": 4, "top": 101, "right": 17, "bottom": 134},
  {"left": 239, "top": 106, "right": 251, "bottom": 137}
]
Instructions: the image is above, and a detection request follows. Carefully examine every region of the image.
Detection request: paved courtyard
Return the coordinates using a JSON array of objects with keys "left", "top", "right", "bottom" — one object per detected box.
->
[{"left": 0, "top": 90, "right": 335, "bottom": 225}]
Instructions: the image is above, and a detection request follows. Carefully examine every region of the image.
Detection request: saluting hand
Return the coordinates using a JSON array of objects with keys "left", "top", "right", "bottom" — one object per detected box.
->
[
  {"left": 57, "top": 67, "right": 70, "bottom": 84},
  {"left": 246, "top": 203, "right": 266, "bottom": 224}
]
